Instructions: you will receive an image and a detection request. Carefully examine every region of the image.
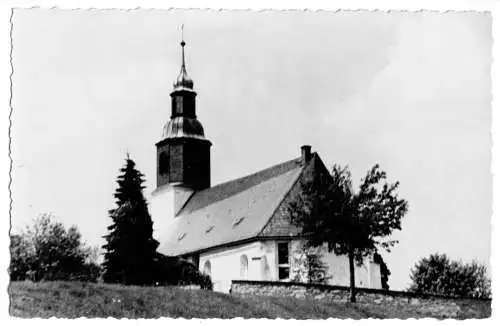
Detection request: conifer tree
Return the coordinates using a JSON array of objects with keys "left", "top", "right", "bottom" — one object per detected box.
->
[{"left": 102, "top": 154, "right": 159, "bottom": 285}]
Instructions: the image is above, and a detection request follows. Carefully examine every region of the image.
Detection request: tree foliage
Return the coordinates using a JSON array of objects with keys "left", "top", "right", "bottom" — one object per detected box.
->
[
  {"left": 409, "top": 253, "right": 491, "bottom": 299},
  {"left": 102, "top": 155, "right": 159, "bottom": 285},
  {"left": 291, "top": 243, "right": 331, "bottom": 284},
  {"left": 288, "top": 163, "right": 408, "bottom": 302},
  {"left": 9, "top": 214, "right": 100, "bottom": 282}
]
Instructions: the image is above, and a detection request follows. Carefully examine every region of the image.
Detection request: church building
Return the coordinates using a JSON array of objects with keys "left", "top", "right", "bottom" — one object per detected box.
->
[{"left": 150, "top": 38, "right": 383, "bottom": 293}]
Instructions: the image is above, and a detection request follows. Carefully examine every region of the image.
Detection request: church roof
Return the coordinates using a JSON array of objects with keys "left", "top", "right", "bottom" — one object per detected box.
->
[{"left": 157, "top": 154, "right": 322, "bottom": 256}]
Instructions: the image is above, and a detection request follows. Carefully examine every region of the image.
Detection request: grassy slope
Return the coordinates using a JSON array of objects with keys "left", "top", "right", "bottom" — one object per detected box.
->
[{"left": 9, "top": 281, "right": 490, "bottom": 319}]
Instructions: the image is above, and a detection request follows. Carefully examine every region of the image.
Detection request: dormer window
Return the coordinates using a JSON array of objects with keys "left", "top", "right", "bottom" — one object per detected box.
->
[
  {"left": 177, "top": 232, "right": 186, "bottom": 242},
  {"left": 233, "top": 216, "right": 245, "bottom": 228},
  {"left": 205, "top": 225, "right": 214, "bottom": 234}
]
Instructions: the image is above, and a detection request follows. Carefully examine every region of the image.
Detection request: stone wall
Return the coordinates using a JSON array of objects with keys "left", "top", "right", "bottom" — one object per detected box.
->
[{"left": 231, "top": 280, "right": 491, "bottom": 318}]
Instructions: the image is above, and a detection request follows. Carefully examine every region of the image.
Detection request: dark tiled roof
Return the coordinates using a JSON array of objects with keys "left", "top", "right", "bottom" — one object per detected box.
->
[{"left": 158, "top": 157, "right": 305, "bottom": 256}]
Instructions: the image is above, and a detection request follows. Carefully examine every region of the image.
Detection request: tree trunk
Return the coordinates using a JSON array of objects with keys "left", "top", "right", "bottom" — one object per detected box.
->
[{"left": 348, "top": 247, "right": 356, "bottom": 303}]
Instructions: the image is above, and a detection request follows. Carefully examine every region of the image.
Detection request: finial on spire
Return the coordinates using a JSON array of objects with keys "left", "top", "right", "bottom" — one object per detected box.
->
[{"left": 180, "top": 24, "right": 186, "bottom": 68}]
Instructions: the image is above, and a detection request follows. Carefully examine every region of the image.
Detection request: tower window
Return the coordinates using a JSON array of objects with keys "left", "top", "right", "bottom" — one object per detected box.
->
[
  {"left": 174, "top": 96, "right": 184, "bottom": 116},
  {"left": 159, "top": 152, "right": 169, "bottom": 175}
]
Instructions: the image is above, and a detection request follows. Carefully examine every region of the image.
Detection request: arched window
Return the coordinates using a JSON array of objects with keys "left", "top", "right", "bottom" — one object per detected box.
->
[
  {"left": 159, "top": 152, "right": 169, "bottom": 175},
  {"left": 240, "top": 255, "right": 248, "bottom": 279},
  {"left": 203, "top": 260, "right": 211, "bottom": 277}
]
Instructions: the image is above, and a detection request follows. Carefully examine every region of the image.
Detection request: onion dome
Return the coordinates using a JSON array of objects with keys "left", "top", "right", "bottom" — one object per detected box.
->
[
  {"left": 173, "top": 39, "right": 194, "bottom": 91},
  {"left": 162, "top": 116, "right": 205, "bottom": 140}
]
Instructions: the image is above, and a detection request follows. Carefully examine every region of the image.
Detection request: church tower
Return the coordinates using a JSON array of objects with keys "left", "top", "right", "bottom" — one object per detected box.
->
[{"left": 155, "top": 35, "right": 211, "bottom": 191}]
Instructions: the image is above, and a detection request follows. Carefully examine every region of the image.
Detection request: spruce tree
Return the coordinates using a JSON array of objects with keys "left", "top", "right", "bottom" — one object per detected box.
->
[{"left": 102, "top": 154, "right": 159, "bottom": 285}]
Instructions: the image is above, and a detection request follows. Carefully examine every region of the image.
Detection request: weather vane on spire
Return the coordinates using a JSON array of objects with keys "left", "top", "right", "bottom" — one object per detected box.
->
[{"left": 181, "top": 24, "right": 185, "bottom": 47}]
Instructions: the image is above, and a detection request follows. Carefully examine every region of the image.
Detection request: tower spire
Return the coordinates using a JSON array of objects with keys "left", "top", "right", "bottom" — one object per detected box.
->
[
  {"left": 174, "top": 24, "right": 193, "bottom": 90},
  {"left": 156, "top": 29, "right": 211, "bottom": 192}
]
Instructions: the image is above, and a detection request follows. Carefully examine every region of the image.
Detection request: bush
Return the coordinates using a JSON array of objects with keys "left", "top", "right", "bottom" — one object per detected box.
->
[
  {"left": 409, "top": 253, "right": 491, "bottom": 299},
  {"left": 152, "top": 253, "right": 213, "bottom": 290},
  {"left": 9, "top": 234, "right": 33, "bottom": 281},
  {"left": 9, "top": 214, "right": 101, "bottom": 282},
  {"left": 198, "top": 273, "right": 213, "bottom": 290}
]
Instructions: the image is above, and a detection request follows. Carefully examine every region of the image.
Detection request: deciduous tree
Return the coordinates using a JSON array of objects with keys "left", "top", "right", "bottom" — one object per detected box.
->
[
  {"left": 288, "top": 164, "right": 408, "bottom": 302},
  {"left": 9, "top": 214, "right": 100, "bottom": 282}
]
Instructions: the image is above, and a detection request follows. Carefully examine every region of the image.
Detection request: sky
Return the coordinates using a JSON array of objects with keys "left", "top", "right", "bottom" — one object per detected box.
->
[{"left": 10, "top": 9, "right": 492, "bottom": 290}]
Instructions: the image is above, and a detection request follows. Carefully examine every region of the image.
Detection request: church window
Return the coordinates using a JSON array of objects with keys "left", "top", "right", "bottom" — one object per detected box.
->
[
  {"left": 159, "top": 152, "right": 169, "bottom": 175},
  {"left": 277, "top": 242, "right": 290, "bottom": 280},
  {"left": 240, "top": 255, "right": 249, "bottom": 280},
  {"left": 203, "top": 260, "right": 211, "bottom": 276}
]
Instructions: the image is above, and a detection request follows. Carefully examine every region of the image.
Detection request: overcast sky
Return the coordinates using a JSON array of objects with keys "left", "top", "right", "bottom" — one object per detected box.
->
[{"left": 10, "top": 9, "right": 491, "bottom": 290}]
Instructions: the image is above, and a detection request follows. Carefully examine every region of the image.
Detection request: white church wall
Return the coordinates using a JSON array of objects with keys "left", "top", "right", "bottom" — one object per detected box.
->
[
  {"left": 150, "top": 188, "right": 176, "bottom": 242},
  {"left": 260, "top": 240, "right": 278, "bottom": 281},
  {"left": 288, "top": 239, "right": 382, "bottom": 289},
  {"left": 368, "top": 260, "right": 382, "bottom": 289},
  {"left": 150, "top": 186, "right": 193, "bottom": 243},
  {"left": 199, "top": 241, "right": 267, "bottom": 293},
  {"left": 198, "top": 239, "right": 382, "bottom": 293},
  {"left": 322, "top": 250, "right": 381, "bottom": 289}
]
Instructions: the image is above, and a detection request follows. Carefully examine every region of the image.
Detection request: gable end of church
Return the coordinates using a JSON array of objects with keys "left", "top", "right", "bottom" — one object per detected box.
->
[{"left": 258, "top": 151, "right": 332, "bottom": 238}]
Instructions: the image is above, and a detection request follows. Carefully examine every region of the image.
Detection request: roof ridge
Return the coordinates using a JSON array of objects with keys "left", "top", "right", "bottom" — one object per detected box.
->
[
  {"left": 178, "top": 156, "right": 303, "bottom": 215},
  {"left": 210, "top": 157, "right": 300, "bottom": 189}
]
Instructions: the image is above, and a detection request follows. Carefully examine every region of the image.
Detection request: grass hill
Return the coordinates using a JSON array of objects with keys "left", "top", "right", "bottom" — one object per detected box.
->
[{"left": 9, "top": 281, "right": 490, "bottom": 319}]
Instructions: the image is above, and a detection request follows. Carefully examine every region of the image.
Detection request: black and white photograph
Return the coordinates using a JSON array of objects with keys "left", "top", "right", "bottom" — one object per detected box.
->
[{"left": 4, "top": 2, "right": 496, "bottom": 320}]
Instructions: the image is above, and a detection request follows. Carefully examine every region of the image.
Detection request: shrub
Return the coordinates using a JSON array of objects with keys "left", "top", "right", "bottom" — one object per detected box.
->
[
  {"left": 291, "top": 243, "right": 331, "bottom": 284},
  {"left": 409, "top": 253, "right": 491, "bottom": 299},
  {"left": 152, "top": 253, "right": 213, "bottom": 290},
  {"left": 198, "top": 273, "right": 213, "bottom": 290}
]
